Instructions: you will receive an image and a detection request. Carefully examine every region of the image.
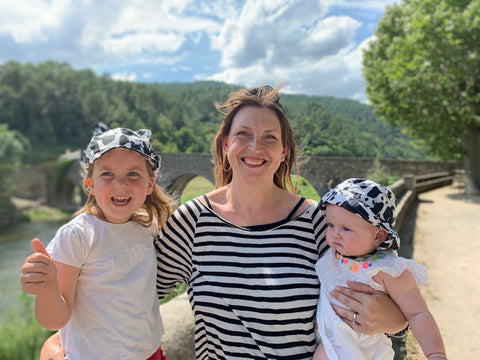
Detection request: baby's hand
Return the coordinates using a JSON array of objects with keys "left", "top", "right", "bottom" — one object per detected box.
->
[{"left": 20, "top": 239, "right": 58, "bottom": 295}]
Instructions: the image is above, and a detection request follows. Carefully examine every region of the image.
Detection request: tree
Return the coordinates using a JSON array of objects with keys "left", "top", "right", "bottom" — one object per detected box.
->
[
  {"left": 0, "top": 124, "right": 31, "bottom": 222},
  {"left": 363, "top": 0, "right": 480, "bottom": 193}
]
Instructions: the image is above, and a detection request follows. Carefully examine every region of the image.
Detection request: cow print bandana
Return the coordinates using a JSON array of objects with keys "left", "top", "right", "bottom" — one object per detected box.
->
[
  {"left": 81, "top": 125, "right": 161, "bottom": 178},
  {"left": 320, "top": 178, "right": 399, "bottom": 258}
]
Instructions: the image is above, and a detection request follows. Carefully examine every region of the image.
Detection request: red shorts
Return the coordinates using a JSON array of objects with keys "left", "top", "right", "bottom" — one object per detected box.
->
[{"left": 147, "top": 346, "right": 166, "bottom": 360}]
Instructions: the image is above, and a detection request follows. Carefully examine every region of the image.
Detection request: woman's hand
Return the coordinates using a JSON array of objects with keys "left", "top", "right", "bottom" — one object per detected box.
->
[{"left": 330, "top": 280, "right": 407, "bottom": 335}]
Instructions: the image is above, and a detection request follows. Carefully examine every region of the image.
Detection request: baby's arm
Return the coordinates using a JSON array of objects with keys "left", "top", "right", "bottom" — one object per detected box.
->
[
  {"left": 379, "top": 269, "right": 447, "bottom": 360},
  {"left": 20, "top": 239, "right": 79, "bottom": 331}
]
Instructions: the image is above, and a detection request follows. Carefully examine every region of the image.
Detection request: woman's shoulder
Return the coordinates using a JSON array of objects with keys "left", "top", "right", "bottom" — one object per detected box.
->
[{"left": 170, "top": 196, "right": 207, "bottom": 220}]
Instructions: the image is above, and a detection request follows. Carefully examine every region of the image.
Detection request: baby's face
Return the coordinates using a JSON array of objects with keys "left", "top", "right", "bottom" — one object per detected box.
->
[{"left": 325, "top": 204, "right": 382, "bottom": 257}]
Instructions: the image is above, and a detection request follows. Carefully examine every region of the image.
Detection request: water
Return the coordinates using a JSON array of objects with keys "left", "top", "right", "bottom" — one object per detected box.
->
[{"left": 0, "top": 221, "right": 64, "bottom": 320}]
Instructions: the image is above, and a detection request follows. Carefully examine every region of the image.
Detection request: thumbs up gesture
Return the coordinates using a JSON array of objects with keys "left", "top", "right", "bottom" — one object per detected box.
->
[{"left": 20, "top": 239, "right": 58, "bottom": 295}]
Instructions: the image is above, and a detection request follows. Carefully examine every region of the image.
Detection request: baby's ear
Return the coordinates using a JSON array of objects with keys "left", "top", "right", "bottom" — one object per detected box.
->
[{"left": 374, "top": 228, "right": 388, "bottom": 246}]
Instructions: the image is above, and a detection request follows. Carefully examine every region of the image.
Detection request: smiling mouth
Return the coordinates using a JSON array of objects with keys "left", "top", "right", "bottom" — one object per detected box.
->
[
  {"left": 112, "top": 196, "right": 131, "bottom": 205},
  {"left": 243, "top": 158, "right": 265, "bottom": 166}
]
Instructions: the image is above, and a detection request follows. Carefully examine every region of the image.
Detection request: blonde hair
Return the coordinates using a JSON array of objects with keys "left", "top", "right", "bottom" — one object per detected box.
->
[
  {"left": 75, "top": 157, "right": 172, "bottom": 230},
  {"left": 213, "top": 86, "right": 298, "bottom": 191}
]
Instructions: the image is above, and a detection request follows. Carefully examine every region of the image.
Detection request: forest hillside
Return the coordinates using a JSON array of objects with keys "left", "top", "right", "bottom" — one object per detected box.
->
[{"left": 0, "top": 61, "right": 428, "bottom": 163}]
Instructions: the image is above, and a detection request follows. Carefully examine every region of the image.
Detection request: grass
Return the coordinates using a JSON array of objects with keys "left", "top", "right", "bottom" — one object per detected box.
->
[
  {"left": 21, "top": 206, "right": 72, "bottom": 223},
  {"left": 180, "top": 175, "right": 321, "bottom": 204},
  {"left": 181, "top": 177, "right": 215, "bottom": 203},
  {"left": 0, "top": 293, "right": 54, "bottom": 360},
  {"left": 405, "top": 331, "right": 426, "bottom": 360}
]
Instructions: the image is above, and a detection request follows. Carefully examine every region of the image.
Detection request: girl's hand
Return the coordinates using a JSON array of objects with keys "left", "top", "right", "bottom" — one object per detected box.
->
[
  {"left": 330, "top": 280, "right": 407, "bottom": 335},
  {"left": 40, "top": 332, "right": 64, "bottom": 360},
  {"left": 20, "top": 239, "right": 59, "bottom": 296}
]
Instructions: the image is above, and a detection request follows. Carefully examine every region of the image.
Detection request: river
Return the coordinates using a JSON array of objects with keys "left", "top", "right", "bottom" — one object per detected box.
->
[{"left": 0, "top": 221, "right": 64, "bottom": 320}]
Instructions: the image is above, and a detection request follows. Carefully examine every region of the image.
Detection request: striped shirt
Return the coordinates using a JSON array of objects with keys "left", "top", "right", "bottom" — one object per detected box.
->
[{"left": 155, "top": 197, "right": 328, "bottom": 360}]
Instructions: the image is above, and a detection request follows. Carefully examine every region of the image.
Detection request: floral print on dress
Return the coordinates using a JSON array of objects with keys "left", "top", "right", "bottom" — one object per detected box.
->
[{"left": 336, "top": 252, "right": 387, "bottom": 273}]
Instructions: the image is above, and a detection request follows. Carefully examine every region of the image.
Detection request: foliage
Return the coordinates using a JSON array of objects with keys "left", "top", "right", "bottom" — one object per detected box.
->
[
  {"left": 363, "top": 0, "right": 480, "bottom": 190},
  {"left": 0, "top": 124, "right": 31, "bottom": 223},
  {"left": 0, "top": 293, "right": 54, "bottom": 360},
  {"left": 0, "top": 61, "right": 429, "bottom": 167},
  {"left": 160, "top": 283, "right": 187, "bottom": 305},
  {"left": 366, "top": 158, "right": 401, "bottom": 186},
  {"left": 291, "top": 176, "right": 321, "bottom": 201}
]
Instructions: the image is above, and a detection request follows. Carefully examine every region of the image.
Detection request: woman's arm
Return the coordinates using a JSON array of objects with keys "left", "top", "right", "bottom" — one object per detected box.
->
[
  {"left": 381, "top": 270, "right": 447, "bottom": 359},
  {"left": 330, "top": 280, "right": 408, "bottom": 335}
]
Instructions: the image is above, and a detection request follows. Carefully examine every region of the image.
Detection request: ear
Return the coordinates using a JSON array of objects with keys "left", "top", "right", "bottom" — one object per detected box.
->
[
  {"left": 222, "top": 137, "right": 229, "bottom": 153},
  {"left": 146, "top": 176, "right": 155, "bottom": 195},
  {"left": 374, "top": 228, "right": 388, "bottom": 246},
  {"left": 282, "top": 146, "right": 289, "bottom": 160},
  {"left": 86, "top": 178, "right": 94, "bottom": 195}
]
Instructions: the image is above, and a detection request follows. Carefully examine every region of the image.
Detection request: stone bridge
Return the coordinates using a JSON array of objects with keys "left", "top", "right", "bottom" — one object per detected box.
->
[{"left": 48, "top": 153, "right": 457, "bottom": 208}]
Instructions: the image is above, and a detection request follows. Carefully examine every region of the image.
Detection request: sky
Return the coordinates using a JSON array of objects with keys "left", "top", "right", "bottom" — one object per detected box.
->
[{"left": 0, "top": 0, "right": 398, "bottom": 102}]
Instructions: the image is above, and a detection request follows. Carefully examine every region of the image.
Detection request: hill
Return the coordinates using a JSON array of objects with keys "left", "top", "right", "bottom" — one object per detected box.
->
[{"left": 0, "top": 61, "right": 428, "bottom": 162}]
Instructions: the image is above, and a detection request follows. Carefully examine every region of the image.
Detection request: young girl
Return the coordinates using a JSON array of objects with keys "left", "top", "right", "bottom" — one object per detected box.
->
[
  {"left": 314, "top": 178, "right": 447, "bottom": 360},
  {"left": 20, "top": 126, "right": 172, "bottom": 360}
]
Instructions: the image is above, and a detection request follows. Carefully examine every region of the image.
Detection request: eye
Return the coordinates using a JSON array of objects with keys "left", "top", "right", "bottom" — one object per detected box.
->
[
  {"left": 101, "top": 171, "right": 113, "bottom": 177},
  {"left": 342, "top": 226, "right": 352, "bottom": 232},
  {"left": 128, "top": 171, "right": 140, "bottom": 177}
]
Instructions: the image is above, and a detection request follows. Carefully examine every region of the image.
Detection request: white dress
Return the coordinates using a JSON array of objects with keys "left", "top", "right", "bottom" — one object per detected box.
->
[
  {"left": 315, "top": 247, "right": 427, "bottom": 360},
  {"left": 47, "top": 213, "right": 164, "bottom": 360}
]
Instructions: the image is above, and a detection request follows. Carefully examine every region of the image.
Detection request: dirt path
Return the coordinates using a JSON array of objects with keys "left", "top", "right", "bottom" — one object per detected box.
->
[{"left": 410, "top": 183, "right": 480, "bottom": 359}]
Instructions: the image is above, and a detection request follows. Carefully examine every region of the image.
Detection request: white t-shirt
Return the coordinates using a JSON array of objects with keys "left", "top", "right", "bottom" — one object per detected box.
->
[{"left": 47, "top": 213, "right": 163, "bottom": 360}]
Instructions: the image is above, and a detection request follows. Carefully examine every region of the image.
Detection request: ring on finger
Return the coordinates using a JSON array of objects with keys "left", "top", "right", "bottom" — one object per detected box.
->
[{"left": 352, "top": 312, "right": 358, "bottom": 325}]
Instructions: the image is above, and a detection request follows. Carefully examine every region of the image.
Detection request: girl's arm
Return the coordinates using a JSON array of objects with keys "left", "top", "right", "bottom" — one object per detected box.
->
[
  {"left": 379, "top": 270, "right": 447, "bottom": 359},
  {"left": 330, "top": 281, "right": 408, "bottom": 335},
  {"left": 21, "top": 239, "right": 79, "bottom": 331},
  {"left": 40, "top": 332, "right": 63, "bottom": 360}
]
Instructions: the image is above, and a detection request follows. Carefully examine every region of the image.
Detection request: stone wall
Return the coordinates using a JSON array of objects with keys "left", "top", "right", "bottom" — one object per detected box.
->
[
  {"left": 298, "top": 156, "right": 458, "bottom": 195},
  {"left": 10, "top": 155, "right": 458, "bottom": 206}
]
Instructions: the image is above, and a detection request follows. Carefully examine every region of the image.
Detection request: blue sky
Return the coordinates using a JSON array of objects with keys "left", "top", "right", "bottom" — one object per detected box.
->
[{"left": 0, "top": 0, "right": 397, "bottom": 102}]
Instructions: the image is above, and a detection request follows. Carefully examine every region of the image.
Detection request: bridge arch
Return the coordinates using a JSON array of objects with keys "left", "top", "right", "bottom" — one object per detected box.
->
[{"left": 49, "top": 153, "right": 457, "bottom": 207}]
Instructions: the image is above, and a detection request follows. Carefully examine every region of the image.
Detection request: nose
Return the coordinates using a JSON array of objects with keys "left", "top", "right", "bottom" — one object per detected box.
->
[
  {"left": 248, "top": 135, "right": 262, "bottom": 151},
  {"left": 113, "top": 176, "right": 127, "bottom": 187},
  {"left": 330, "top": 226, "right": 341, "bottom": 238}
]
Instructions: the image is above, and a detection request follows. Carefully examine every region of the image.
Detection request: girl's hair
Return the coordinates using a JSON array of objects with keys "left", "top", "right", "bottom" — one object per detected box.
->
[
  {"left": 213, "top": 85, "right": 298, "bottom": 191},
  {"left": 75, "top": 157, "right": 172, "bottom": 230}
]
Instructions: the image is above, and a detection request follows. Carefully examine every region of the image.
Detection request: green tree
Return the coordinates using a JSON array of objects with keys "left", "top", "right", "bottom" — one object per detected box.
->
[
  {"left": 363, "top": 0, "right": 480, "bottom": 193},
  {"left": 0, "top": 124, "right": 31, "bottom": 222}
]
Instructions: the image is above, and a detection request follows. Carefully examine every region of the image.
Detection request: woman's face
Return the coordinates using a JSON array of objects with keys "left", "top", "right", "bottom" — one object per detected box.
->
[{"left": 223, "top": 106, "right": 288, "bottom": 185}]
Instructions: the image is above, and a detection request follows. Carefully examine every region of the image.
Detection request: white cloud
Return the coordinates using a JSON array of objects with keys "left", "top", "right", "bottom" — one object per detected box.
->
[
  {"left": 206, "top": 0, "right": 374, "bottom": 100},
  {"left": 111, "top": 71, "right": 137, "bottom": 82},
  {"left": 0, "top": 0, "right": 67, "bottom": 42},
  {"left": 0, "top": 0, "right": 394, "bottom": 100}
]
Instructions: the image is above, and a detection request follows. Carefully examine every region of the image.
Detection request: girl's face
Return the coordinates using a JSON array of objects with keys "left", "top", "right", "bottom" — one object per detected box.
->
[
  {"left": 223, "top": 106, "right": 288, "bottom": 184},
  {"left": 87, "top": 149, "right": 155, "bottom": 224},
  {"left": 325, "top": 204, "right": 386, "bottom": 257}
]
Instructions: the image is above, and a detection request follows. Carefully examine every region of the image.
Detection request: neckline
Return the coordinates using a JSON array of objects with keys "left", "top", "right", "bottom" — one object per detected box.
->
[{"left": 200, "top": 196, "right": 312, "bottom": 231}]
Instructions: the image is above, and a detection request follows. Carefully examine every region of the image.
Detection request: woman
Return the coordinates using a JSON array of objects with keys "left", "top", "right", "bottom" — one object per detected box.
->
[
  {"left": 40, "top": 86, "right": 406, "bottom": 359},
  {"left": 154, "top": 86, "right": 407, "bottom": 359}
]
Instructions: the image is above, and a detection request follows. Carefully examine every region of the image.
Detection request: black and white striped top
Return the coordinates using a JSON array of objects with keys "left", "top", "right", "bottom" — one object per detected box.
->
[{"left": 155, "top": 197, "right": 328, "bottom": 360}]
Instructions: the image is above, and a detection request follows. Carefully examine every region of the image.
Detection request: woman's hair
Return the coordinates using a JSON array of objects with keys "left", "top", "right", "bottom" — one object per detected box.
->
[
  {"left": 213, "top": 85, "right": 298, "bottom": 191},
  {"left": 75, "top": 157, "right": 172, "bottom": 230}
]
